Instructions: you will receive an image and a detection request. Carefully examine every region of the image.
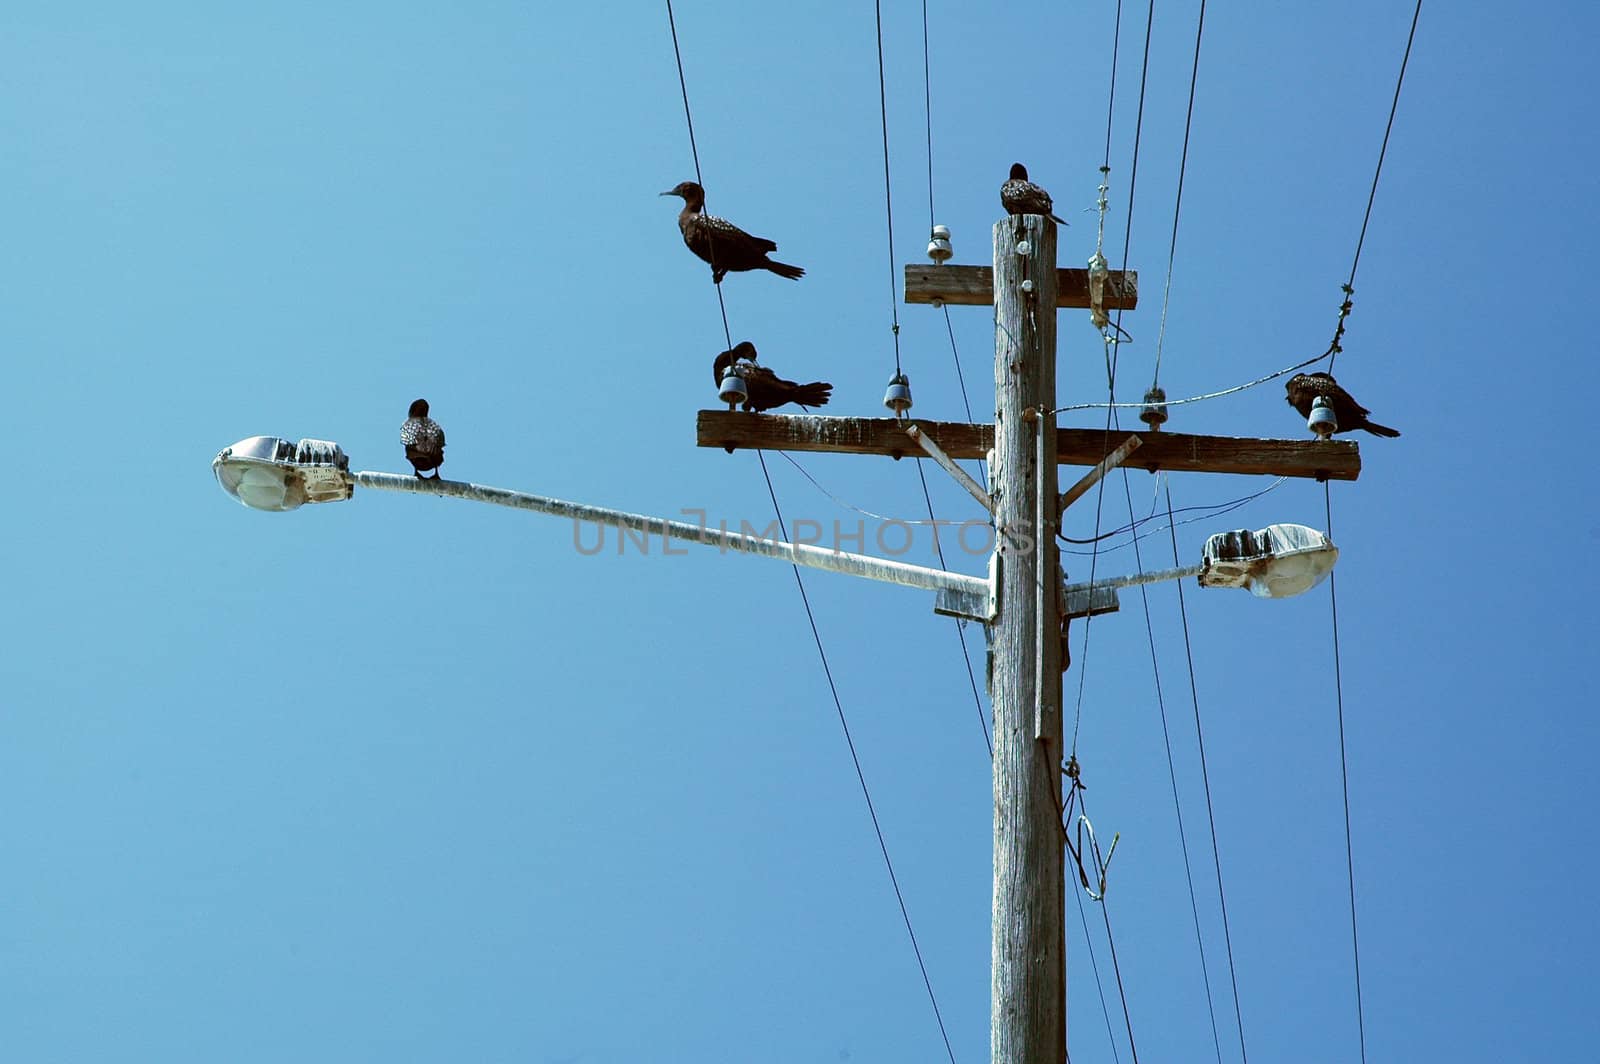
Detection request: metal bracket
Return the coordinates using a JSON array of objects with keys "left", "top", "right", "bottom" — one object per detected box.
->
[
  {"left": 1058, "top": 434, "right": 1142, "bottom": 514},
  {"left": 903, "top": 422, "right": 995, "bottom": 515},
  {"left": 1064, "top": 584, "right": 1120, "bottom": 619}
]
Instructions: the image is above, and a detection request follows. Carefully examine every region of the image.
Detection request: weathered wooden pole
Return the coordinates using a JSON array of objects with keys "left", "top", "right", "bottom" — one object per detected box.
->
[{"left": 990, "top": 213, "right": 1065, "bottom": 1063}]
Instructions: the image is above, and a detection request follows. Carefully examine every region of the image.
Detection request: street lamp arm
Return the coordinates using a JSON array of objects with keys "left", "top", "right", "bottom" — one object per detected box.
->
[
  {"left": 1064, "top": 562, "right": 1205, "bottom": 597},
  {"left": 353, "top": 471, "right": 990, "bottom": 600}
]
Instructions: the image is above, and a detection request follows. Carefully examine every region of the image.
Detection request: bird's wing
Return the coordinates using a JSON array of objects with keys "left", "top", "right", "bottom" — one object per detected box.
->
[
  {"left": 1002, "top": 180, "right": 1054, "bottom": 215},
  {"left": 742, "top": 364, "right": 786, "bottom": 410},
  {"left": 699, "top": 213, "right": 777, "bottom": 253}
]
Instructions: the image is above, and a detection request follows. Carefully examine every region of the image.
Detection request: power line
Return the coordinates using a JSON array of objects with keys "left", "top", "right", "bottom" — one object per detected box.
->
[
  {"left": 1056, "top": 766, "right": 1142, "bottom": 1064},
  {"left": 873, "top": 0, "right": 903, "bottom": 374},
  {"left": 1118, "top": 474, "right": 1226, "bottom": 1064},
  {"left": 1324, "top": 483, "right": 1368, "bottom": 1064},
  {"left": 917, "top": 0, "right": 983, "bottom": 480},
  {"left": 1108, "top": 0, "right": 1158, "bottom": 385},
  {"left": 1050, "top": 349, "right": 1331, "bottom": 416},
  {"left": 1159, "top": 478, "right": 1249, "bottom": 1064},
  {"left": 1073, "top": 874, "right": 1125, "bottom": 1064},
  {"left": 1151, "top": 0, "right": 1208, "bottom": 389},
  {"left": 664, "top": 8, "right": 955, "bottom": 1060},
  {"left": 1328, "top": 0, "right": 1423, "bottom": 374},
  {"left": 1317, "top": 6, "right": 1420, "bottom": 1051},
  {"left": 911, "top": 0, "right": 992, "bottom": 764},
  {"left": 1101, "top": 0, "right": 1124, "bottom": 171},
  {"left": 758, "top": 454, "right": 958, "bottom": 1064},
  {"left": 1073, "top": 0, "right": 1159, "bottom": 756},
  {"left": 915, "top": 458, "right": 992, "bottom": 758}
]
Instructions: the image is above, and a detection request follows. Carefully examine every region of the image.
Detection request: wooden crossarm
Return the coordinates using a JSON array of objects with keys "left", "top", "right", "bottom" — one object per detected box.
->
[{"left": 696, "top": 411, "right": 1360, "bottom": 481}]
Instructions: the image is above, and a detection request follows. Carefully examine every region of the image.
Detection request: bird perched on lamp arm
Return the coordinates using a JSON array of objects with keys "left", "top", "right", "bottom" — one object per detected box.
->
[{"left": 400, "top": 398, "right": 446, "bottom": 478}]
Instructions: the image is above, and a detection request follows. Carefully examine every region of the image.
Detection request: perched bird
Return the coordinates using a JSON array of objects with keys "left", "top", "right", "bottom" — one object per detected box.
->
[
  {"left": 400, "top": 398, "right": 446, "bottom": 478},
  {"left": 661, "top": 181, "right": 804, "bottom": 284},
  {"left": 1000, "top": 163, "right": 1068, "bottom": 226},
  {"left": 713, "top": 341, "right": 832, "bottom": 413},
  {"left": 1284, "top": 372, "right": 1401, "bottom": 438}
]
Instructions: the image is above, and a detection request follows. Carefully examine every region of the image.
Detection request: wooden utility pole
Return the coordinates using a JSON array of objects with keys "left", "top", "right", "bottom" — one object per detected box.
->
[
  {"left": 696, "top": 212, "right": 1361, "bottom": 1063},
  {"left": 989, "top": 214, "right": 1065, "bottom": 1061}
]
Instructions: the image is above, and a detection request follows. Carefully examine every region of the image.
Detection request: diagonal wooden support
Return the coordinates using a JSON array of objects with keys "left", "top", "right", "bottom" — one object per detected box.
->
[
  {"left": 903, "top": 422, "right": 994, "bottom": 514},
  {"left": 696, "top": 412, "right": 1361, "bottom": 481},
  {"left": 1057, "top": 434, "right": 1142, "bottom": 513},
  {"left": 904, "top": 264, "right": 1138, "bottom": 309}
]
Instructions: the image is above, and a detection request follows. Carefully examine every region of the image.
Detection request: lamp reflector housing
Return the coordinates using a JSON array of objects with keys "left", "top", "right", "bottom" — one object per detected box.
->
[
  {"left": 1200, "top": 523, "right": 1338, "bottom": 599},
  {"left": 213, "top": 436, "right": 352, "bottom": 512}
]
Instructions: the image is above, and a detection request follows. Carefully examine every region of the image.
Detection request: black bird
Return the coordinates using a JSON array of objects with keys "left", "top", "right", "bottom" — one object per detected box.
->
[
  {"left": 713, "top": 341, "right": 832, "bottom": 413},
  {"left": 401, "top": 398, "right": 446, "bottom": 478},
  {"left": 661, "top": 181, "right": 804, "bottom": 284},
  {"left": 1000, "top": 163, "right": 1068, "bottom": 226},
  {"left": 1284, "top": 372, "right": 1401, "bottom": 438}
]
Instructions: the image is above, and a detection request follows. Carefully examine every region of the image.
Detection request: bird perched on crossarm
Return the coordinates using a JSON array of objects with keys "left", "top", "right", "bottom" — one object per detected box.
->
[
  {"left": 1000, "top": 163, "right": 1068, "bottom": 226},
  {"left": 401, "top": 398, "right": 446, "bottom": 478},
  {"left": 1284, "top": 372, "right": 1400, "bottom": 437},
  {"left": 713, "top": 341, "right": 832, "bottom": 413},
  {"left": 661, "top": 181, "right": 804, "bottom": 284}
]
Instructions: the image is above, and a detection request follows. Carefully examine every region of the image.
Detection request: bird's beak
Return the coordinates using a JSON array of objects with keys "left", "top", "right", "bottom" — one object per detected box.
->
[{"left": 659, "top": 190, "right": 676, "bottom": 197}]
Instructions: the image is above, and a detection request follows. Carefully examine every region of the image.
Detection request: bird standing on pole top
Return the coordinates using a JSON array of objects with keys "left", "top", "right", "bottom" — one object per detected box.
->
[
  {"left": 712, "top": 341, "right": 831, "bottom": 412},
  {"left": 1285, "top": 372, "right": 1401, "bottom": 437},
  {"left": 1001, "top": 163, "right": 1068, "bottom": 226},
  {"left": 401, "top": 398, "right": 446, "bottom": 478},
  {"left": 661, "top": 181, "right": 805, "bottom": 284}
]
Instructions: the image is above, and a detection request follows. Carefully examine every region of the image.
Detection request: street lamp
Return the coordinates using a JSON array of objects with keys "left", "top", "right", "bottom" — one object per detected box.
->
[
  {"left": 213, "top": 436, "right": 352, "bottom": 512},
  {"left": 1199, "top": 523, "right": 1339, "bottom": 598},
  {"left": 1063, "top": 522, "right": 1339, "bottom": 603},
  {"left": 210, "top": 437, "right": 1337, "bottom": 611}
]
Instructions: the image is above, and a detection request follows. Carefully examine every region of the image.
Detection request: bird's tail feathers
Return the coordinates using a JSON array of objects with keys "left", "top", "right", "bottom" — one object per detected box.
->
[
  {"left": 1362, "top": 421, "right": 1401, "bottom": 438},
  {"left": 792, "top": 382, "right": 832, "bottom": 408},
  {"left": 766, "top": 259, "right": 805, "bottom": 280}
]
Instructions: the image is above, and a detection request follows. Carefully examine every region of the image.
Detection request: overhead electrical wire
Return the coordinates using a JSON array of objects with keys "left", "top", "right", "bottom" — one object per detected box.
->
[
  {"left": 1157, "top": 479, "right": 1248, "bottom": 1064},
  {"left": 757, "top": 458, "right": 958, "bottom": 1064},
  {"left": 1321, "top": 8, "right": 1422, "bottom": 1058},
  {"left": 1059, "top": 6, "right": 1157, "bottom": 1062},
  {"left": 1151, "top": 0, "right": 1207, "bottom": 391},
  {"left": 664, "top": 7, "right": 955, "bottom": 1061},
  {"left": 874, "top": 0, "right": 903, "bottom": 375},
  {"left": 916, "top": 458, "right": 992, "bottom": 758},
  {"left": 1113, "top": 2, "right": 1248, "bottom": 1060},
  {"left": 1328, "top": 0, "right": 1423, "bottom": 376},
  {"left": 1051, "top": 349, "right": 1331, "bottom": 415},
  {"left": 913, "top": 0, "right": 994, "bottom": 764},
  {"left": 1324, "top": 483, "right": 1366, "bottom": 1064},
  {"left": 1071, "top": 0, "right": 1155, "bottom": 766}
]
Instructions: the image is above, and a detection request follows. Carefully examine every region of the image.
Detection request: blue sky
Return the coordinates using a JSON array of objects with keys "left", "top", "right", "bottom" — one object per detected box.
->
[{"left": 4, "top": 3, "right": 1596, "bottom": 1061}]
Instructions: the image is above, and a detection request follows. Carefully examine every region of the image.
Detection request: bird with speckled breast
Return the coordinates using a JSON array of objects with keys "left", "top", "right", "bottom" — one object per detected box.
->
[
  {"left": 661, "top": 181, "right": 804, "bottom": 284},
  {"left": 1284, "top": 373, "right": 1400, "bottom": 438},
  {"left": 1000, "top": 163, "right": 1068, "bottom": 226},
  {"left": 400, "top": 398, "right": 446, "bottom": 478},
  {"left": 713, "top": 342, "right": 831, "bottom": 413}
]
